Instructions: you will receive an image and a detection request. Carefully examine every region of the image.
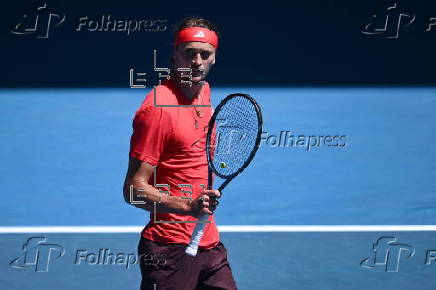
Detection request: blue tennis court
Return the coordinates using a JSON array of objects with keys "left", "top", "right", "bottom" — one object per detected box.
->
[{"left": 1, "top": 87, "right": 436, "bottom": 289}]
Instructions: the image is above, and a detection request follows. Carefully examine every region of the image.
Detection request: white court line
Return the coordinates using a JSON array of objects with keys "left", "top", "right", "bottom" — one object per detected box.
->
[{"left": 1, "top": 225, "right": 436, "bottom": 233}]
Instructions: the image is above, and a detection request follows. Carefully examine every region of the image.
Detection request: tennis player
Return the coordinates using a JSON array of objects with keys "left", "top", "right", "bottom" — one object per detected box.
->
[{"left": 123, "top": 16, "right": 237, "bottom": 290}]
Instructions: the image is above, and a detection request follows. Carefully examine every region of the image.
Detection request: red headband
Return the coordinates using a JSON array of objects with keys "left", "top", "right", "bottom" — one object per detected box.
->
[{"left": 174, "top": 27, "right": 219, "bottom": 48}]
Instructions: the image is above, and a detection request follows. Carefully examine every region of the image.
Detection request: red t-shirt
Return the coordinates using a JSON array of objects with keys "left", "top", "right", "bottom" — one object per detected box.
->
[{"left": 129, "top": 78, "right": 219, "bottom": 249}]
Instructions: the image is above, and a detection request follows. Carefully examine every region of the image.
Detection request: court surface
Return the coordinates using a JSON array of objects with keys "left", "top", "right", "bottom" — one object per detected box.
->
[{"left": 1, "top": 87, "right": 436, "bottom": 289}]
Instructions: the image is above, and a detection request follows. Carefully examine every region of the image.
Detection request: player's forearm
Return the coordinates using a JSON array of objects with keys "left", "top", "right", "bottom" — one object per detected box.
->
[{"left": 124, "top": 181, "right": 190, "bottom": 215}]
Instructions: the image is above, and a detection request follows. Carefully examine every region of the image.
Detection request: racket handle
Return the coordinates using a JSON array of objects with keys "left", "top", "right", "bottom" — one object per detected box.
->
[{"left": 185, "top": 214, "right": 209, "bottom": 256}]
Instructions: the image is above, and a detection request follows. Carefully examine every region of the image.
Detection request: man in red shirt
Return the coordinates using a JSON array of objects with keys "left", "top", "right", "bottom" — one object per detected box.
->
[{"left": 123, "top": 17, "right": 237, "bottom": 290}]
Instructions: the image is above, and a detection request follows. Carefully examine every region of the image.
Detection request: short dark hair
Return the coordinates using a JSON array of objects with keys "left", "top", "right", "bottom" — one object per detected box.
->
[{"left": 173, "top": 16, "right": 221, "bottom": 40}]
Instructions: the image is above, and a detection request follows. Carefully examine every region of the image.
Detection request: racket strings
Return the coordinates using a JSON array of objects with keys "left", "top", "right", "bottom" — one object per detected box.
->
[{"left": 209, "top": 96, "right": 260, "bottom": 177}]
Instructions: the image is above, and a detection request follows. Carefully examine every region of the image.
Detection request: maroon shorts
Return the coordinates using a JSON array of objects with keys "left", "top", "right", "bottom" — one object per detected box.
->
[{"left": 138, "top": 236, "right": 237, "bottom": 290}]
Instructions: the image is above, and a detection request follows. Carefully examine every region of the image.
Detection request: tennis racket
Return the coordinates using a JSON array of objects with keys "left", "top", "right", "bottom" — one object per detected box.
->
[{"left": 185, "top": 93, "right": 263, "bottom": 256}]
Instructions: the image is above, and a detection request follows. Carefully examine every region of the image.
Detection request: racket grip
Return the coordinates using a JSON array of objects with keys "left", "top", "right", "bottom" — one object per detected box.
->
[{"left": 185, "top": 214, "right": 209, "bottom": 256}]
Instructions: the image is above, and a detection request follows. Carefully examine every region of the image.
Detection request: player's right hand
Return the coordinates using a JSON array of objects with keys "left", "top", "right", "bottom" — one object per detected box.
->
[{"left": 189, "top": 189, "right": 220, "bottom": 217}]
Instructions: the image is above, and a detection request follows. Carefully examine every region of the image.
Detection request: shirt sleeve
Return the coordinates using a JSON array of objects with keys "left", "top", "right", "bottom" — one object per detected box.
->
[{"left": 129, "top": 106, "right": 173, "bottom": 166}]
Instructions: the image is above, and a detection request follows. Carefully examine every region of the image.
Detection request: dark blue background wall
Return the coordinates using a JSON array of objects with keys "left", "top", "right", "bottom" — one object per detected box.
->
[{"left": 1, "top": 0, "right": 435, "bottom": 87}]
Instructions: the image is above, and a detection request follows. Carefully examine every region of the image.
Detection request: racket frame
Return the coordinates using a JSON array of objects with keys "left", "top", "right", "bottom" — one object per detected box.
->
[
  {"left": 185, "top": 93, "right": 263, "bottom": 257},
  {"left": 206, "top": 93, "right": 263, "bottom": 192}
]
